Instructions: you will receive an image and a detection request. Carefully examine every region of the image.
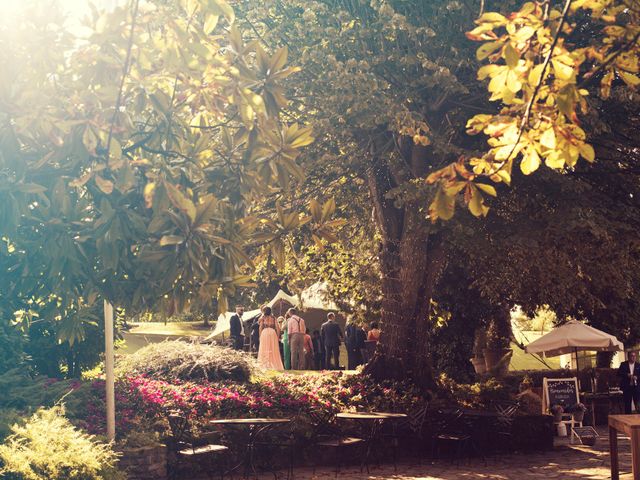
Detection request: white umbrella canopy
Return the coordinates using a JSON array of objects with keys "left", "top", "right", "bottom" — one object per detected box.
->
[{"left": 524, "top": 320, "right": 624, "bottom": 357}]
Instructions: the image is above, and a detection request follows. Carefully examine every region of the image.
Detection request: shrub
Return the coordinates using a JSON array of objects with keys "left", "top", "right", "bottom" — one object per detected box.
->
[
  {"left": 0, "top": 369, "right": 85, "bottom": 442},
  {"left": 0, "top": 369, "right": 83, "bottom": 411},
  {"left": 436, "top": 374, "right": 516, "bottom": 409},
  {"left": 0, "top": 406, "right": 123, "bottom": 480},
  {"left": 0, "top": 410, "right": 23, "bottom": 442},
  {"left": 116, "top": 341, "right": 256, "bottom": 383}
]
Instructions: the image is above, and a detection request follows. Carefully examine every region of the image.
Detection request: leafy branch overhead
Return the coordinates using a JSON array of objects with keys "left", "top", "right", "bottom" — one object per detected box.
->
[
  {"left": 427, "top": 0, "right": 640, "bottom": 221},
  {"left": 0, "top": 0, "right": 343, "bottom": 345}
]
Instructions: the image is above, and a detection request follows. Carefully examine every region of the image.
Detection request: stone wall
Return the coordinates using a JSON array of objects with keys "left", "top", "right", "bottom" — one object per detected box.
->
[{"left": 117, "top": 444, "right": 167, "bottom": 480}]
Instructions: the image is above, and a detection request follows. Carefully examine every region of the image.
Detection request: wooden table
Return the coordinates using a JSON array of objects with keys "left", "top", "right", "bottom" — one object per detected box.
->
[{"left": 609, "top": 414, "right": 640, "bottom": 479}]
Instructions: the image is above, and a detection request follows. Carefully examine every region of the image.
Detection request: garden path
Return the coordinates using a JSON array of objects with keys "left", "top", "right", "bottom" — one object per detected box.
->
[{"left": 203, "top": 427, "right": 632, "bottom": 479}]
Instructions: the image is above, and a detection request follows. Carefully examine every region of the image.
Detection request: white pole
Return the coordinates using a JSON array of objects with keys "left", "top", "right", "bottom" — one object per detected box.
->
[{"left": 104, "top": 300, "right": 116, "bottom": 441}]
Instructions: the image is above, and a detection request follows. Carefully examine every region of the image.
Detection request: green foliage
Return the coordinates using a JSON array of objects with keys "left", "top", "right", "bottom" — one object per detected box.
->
[
  {"left": 0, "top": 370, "right": 81, "bottom": 412},
  {"left": 486, "top": 318, "right": 512, "bottom": 350},
  {"left": 0, "top": 322, "right": 26, "bottom": 374},
  {"left": 119, "top": 430, "right": 161, "bottom": 449},
  {"left": 0, "top": 0, "right": 351, "bottom": 378},
  {"left": 437, "top": 374, "right": 515, "bottom": 410},
  {"left": 0, "top": 369, "right": 90, "bottom": 441},
  {"left": 116, "top": 341, "right": 256, "bottom": 382},
  {"left": 0, "top": 410, "right": 23, "bottom": 443},
  {"left": 429, "top": 317, "right": 476, "bottom": 384},
  {"left": 0, "top": 406, "right": 122, "bottom": 480},
  {"left": 512, "top": 306, "right": 556, "bottom": 333}
]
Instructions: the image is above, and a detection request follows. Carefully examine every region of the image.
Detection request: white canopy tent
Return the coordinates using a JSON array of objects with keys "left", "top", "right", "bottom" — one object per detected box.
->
[
  {"left": 299, "top": 281, "right": 339, "bottom": 310},
  {"left": 524, "top": 320, "right": 624, "bottom": 369},
  {"left": 205, "top": 282, "right": 340, "bottom": 340},
  {"left": 205, "top": 290, "right": 299, "bottom": 340}
]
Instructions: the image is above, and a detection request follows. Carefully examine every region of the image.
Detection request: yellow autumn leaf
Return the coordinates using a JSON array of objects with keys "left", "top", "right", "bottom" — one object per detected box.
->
[
  {"left": 579, "top": 143, "right": 595, "bottom": 162},
  {"left": 619, "top": 71, "right": 640, "bottom": 87},
  {"left": 468, "top": 187, "right": 489, "bottom": 217},
  {"left": 540, "top": 128, "right": 557, "bottom": 149},
  {"left": 520, "top": 148, "right": 541, "bottom": 175}
]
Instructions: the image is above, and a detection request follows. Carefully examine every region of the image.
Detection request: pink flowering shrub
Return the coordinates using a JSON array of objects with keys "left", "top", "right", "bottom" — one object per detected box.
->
[{"left": 78, "top": 373, "right": 424, "bottom": 438}]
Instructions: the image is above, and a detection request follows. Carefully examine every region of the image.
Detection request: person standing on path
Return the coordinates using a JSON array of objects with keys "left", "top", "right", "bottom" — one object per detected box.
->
[
  {"left": 312, "top": 330, "right": 324, "bottom": 370},
  {"left": 367, "top": 322, "right": 381, "bottom": 342},
  {"left": 321, "top": 312, "right": 343, "bottom": 369},
  {"left": 287, "top": 308, "right": 306, "bottom": 370},
  {"left": 229, "top": 305, "right": 245, "bottom": 350},
  {"left": 257, "top": 307, "right": 284, "bottom": 371},
  {"left": 303, "top": 328, "right": 314, "bottom": 370},
  {"left": 279, "top": 316, "right": 291, "bottom": 370},
  {"left": 345, "top": 319, "right": 366, "bottom": 369},
  {"left": 618, "top": 350, "right": 640, "bottom": 414}
]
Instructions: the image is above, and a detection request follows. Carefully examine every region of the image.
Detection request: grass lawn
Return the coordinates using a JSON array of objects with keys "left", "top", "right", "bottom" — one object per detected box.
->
[
  {"left": 510, "top": 342, "right": 560, "bottom": 370},
  {"left": 126, "top": 321, "right": 211, "bottom": 336},
  {"left": 119, "top": 322, "right": 213, "bottom": 354}
]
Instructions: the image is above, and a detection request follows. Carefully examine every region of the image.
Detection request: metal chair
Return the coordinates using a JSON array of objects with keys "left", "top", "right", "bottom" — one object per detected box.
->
[
  {"left": 253, "top": 410, "right": 300, "bottom": 480},
  {"left": 431, "top": 409, "right": 472, "bottom": 465},
  {"left": 379, "top": 404, "right": 429, "bottom": 468},
  {"left": 167, "top": 413, "right": 228, "bottom": 480},
  {"left": 309, "top": 411, "right": 366, "bottom": 477}
]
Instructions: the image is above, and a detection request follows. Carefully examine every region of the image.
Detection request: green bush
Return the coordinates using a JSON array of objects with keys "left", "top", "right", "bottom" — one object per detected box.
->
[
  {"left": 0, "top": 406, "right": 123, "bottom": 480},
  {"left": 436, "top": 374, "right": 516, "bottom": 409},
  {"left": 0, "top": 369, "right": 89, "bottom": 441},
  {"left": 116, "top": 341, "right": 255, "bottom": 383},
  {"left": 0, "top": 410, "right": 23, "bottom": 442},
  {"left": 0, "top": 370, "right": 81, "bottom": 411}
]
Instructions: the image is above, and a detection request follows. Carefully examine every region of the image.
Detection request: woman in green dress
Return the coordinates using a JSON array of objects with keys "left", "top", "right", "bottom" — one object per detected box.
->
[{"left": 279, "top": 316, "right": 291, "bottom": 370}]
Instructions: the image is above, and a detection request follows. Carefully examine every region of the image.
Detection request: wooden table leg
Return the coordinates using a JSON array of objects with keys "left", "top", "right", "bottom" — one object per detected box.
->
[
  {"left": 611, "top": 426, "right": 619, "bottom": 480},
  {"left": 632, "top": 428, "right": 640, "bottom": 480}
]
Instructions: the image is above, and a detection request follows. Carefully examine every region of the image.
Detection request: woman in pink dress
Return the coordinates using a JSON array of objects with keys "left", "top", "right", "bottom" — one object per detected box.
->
[{"left": 257, "top": 307, "right": 284, "bottom": 371}]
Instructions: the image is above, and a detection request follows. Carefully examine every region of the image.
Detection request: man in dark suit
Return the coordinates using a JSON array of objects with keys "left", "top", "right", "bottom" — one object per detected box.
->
[
  {"left": 345, "top": 320, "right": 365, "bottom": 370},
  {"left": 321, "top": 312, "right": 343, "bottom": 369},
  {"left": 618, "top": 350, "right": 640, "bottom": 414},
  {"left": 229, "top": 305, "right": 245, "bottom": 350}
]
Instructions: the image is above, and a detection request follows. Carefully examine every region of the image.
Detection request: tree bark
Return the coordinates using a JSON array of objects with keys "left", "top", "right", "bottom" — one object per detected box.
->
[{"left": 363, "top": 135, "right": 446, "bottom": 391}]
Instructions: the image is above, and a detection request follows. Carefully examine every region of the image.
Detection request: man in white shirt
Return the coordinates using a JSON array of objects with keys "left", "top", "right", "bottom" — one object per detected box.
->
[
  {"left": 287, "top": 308, "right": 306, "bottom": 370},
  {"left": 618, "top": 351, "right": 640, "bottom": 414}
]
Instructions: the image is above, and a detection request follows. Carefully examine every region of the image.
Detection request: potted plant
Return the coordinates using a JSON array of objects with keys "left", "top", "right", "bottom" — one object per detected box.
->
[
  {"left": 483, "top": 319, "right": 513, "bottom": 376},
  {"left": 550, "top": 404, "right": 565, "bottom": 423},
  {"left": 568, "top": 403, "right": 587, "bottom": 423}
]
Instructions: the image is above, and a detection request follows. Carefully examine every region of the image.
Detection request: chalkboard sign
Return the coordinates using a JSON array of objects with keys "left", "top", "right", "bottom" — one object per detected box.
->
[{"left": 543, "top": 377, "right": 579, "bottom": 413}]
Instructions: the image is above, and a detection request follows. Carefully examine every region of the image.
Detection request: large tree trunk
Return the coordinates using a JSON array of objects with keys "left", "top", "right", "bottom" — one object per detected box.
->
[{"left": 363, "top": 134, "right": 446, "bottom": 391}]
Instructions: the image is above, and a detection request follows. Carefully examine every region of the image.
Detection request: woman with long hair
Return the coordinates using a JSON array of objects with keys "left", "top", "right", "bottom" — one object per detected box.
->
[{"left": 257, "top": 307, "right": 284, "bottom": 370}]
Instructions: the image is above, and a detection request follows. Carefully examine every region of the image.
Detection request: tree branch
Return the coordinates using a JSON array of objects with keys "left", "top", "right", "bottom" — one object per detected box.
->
[{"left": 105, "top": 0, "right": 140, "bottom": 165}]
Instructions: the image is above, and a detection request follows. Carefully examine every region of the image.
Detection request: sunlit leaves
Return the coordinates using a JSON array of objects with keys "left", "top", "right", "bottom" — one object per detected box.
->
[
  {"left": 0, "top": 0, "right": 320, "bottom": 324},
  {"left": 427, "top": 0, "right": 640, "bottom": 221}
]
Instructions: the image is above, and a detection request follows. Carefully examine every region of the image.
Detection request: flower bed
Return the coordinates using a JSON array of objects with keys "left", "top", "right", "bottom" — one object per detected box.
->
[{"left": 75, "top": 372, "right": 424, "bottom": 438}]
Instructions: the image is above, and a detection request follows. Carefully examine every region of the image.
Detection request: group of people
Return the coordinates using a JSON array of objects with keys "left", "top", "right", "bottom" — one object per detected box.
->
[{"left": 229, "top": 304, "right": 381, "bottom": 371}]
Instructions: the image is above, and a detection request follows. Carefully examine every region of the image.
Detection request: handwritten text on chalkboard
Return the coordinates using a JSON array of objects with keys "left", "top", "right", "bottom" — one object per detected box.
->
[{"left": 546, "top": 378, "right": 578, "bottom": 409}]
